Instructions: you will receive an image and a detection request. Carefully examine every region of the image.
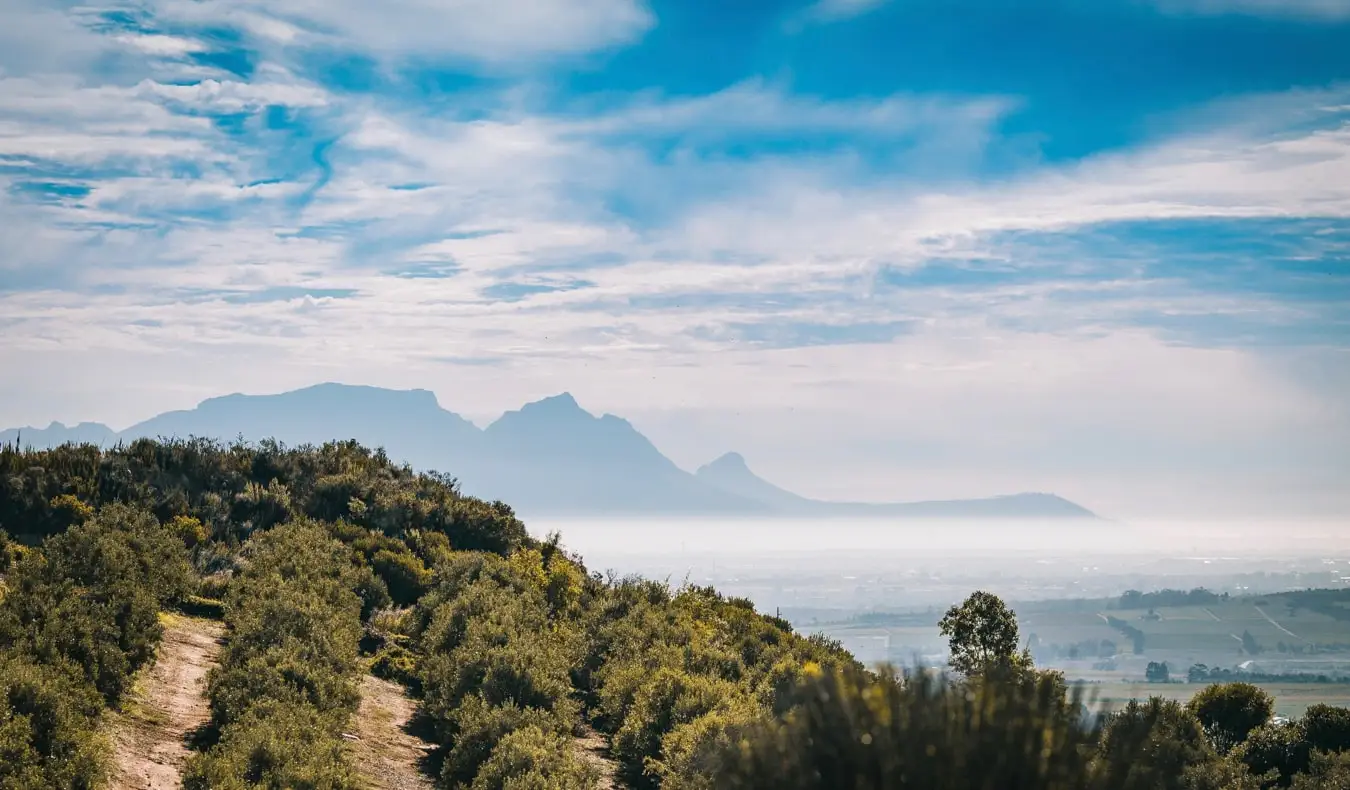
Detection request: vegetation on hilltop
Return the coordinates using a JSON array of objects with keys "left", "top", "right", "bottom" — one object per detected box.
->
[{"left": 3, "top": 437, "right": 1350, "bottom": 789}]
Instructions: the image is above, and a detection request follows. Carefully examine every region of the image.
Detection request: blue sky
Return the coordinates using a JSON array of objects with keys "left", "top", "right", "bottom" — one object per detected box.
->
[{"left": 1, "top": 0, "right": 1348, "bottom": 519}]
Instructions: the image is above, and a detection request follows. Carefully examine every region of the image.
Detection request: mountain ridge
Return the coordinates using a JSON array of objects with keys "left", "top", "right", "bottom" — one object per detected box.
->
[{"left": 0, "top": 383, "right": 1099, "bottom": 520}]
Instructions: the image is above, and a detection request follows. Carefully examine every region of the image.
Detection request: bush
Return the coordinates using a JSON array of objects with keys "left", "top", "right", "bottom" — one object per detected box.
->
[
  {"left": 372, "top": 549, "right": 432, "bottom": 606},
  {"left": 1234, "top": 722, "right": 1310, "bottom": 786},
  {"left": 469, "top": 725, "right": 599, "bottom": 790},
  {"left": 714, "top": 666, "right": 1100, "bottom": 790},
  {"left": 0, "top": 652, "right": 107, "bottom": 790},
  {"left": 197, "top": 521, "right": 366, "bottom": 784},
  {"left": 0, "top": 505, "right": 195, "bottom": 704},
  {"left": 654, "top": 702, "right": 763, "bottom": 790},
  {"left": 612, "top": 668, "right": 747, "bottom": 787},
  {"left": 1187, "top": 683, "right": 1276, "bottom": 753},
  {"left": 1097, "top": 697, "right": 1216, "bottom": 790},
  {"left": 183, "top": 701, "right": 360, "bottom": 790},
  {"left": 439, "top": 697, "right": 574, "bottom": 788},
  {"left": 371, "top": 644, "right": 419, "bottom": 688}
]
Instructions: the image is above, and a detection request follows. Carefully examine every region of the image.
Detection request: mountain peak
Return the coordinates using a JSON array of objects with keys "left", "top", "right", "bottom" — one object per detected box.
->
[
  {"left": 529, "top": 392, "right": 581, "bottom": 410},
  {"left": 700, "top": 452, "right": 750, "bottom": 474}
]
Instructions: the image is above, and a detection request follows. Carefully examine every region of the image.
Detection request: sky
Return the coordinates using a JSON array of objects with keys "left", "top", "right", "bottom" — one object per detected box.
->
[{"left": 1, "top": 0, "right": 1348, "bottom": 521}]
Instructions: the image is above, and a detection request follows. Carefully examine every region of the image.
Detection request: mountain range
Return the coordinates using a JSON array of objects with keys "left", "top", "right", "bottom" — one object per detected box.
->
[{"left": 0, "top": 383, "right": 1097, "bottom": 520}]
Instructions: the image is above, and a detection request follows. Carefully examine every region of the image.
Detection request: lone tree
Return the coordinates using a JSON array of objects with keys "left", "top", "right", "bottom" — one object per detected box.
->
[
  {"left": 1186, "top": 682, "right": 1274, "bottom": 753},
  {"left": 939, "top": 591, "right": 1025, "bottom": 676}
]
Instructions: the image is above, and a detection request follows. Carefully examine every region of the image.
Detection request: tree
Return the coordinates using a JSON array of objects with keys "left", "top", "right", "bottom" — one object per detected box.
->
[
  {"left": 1185, "top": 683, "right": 1274, "bottom": 753},
  {"left": 1146, "top": 662, "right": 1171, "bottom": 683},
  {"left": 1241, "top": 630, "right": 1262, "bottom": 655},
  {"left": 1097, "top": 697, "right": 1215, "bottom": 790},
  {"left": 939, "top": 591, "right": 1025, "bottom": 676}
]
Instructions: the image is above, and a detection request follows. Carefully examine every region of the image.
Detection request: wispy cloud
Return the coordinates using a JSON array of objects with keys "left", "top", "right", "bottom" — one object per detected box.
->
[
  {"left": 1, "top": 0, "right": 1348, "bottom": 516},
  {"left": 1154, "top": 0, "right": 1350, "bottom": 19}
]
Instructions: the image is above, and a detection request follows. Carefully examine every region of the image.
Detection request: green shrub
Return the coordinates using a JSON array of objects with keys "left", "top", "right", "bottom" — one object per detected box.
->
[
  {"left": 207, "top": 644, "right": 360, "bottom": 729},
  {"left": 714, "top": 666, "right": 1100, "bottom": 790},
  {"left": 1234, "top": 722, "right": 1310, "bottom": 786},
  {"left": 183, "top": 701, "right": 360, "bottom": 790},
  {"left": 371, "top": 644, "right": 419, "bottom": 688},
  {"left": 612, "top": 668, "right": 746, "bottom": 787},
  {"left": 1302, "top": 705, "right": 1350, "bottom": 754},
  {"left": 1187, "top": 683, "right": 1276, "bottom": 753},
  {"left": 654, "top": 702, "right": 764, "bottom": 790},
  {"left": 0, "top": 652, "right": 107, "bottom": 790},
  {"left": 469, "top": 725, "right": 599, "bottom": 790},
  {"left": 372, "top": 549, "right": 432, "bottom": 606},
  {"left": 1097, "top": 697, "right": 1216, "bottom": 790},
  {"left": 439, "top": 697, "right": 573, "bottom": 788}
]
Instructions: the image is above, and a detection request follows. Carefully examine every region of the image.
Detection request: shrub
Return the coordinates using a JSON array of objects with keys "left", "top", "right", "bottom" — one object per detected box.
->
[
  {"left": 371, "top": 644, "right": 419, "bottom": 688},
  {"left": 0, "top": 652, "right": 107, "bottom": 790},
  {"left": 469, "top": 725, "right": 599, "bottom": 790},
  {"left": 439, "top": 697, "right": 574, "bottom": 788},
  {"left": 372, "top": 549, "right": 432, "bottom": 606},
  {"left": 1187, "top": 683, "right": 1276, "bottom": 753},
  {"left": 1097, "top": 697, "right": 1216, "bottom": 790},
  {"left": 613, "top": 668, "right": 747, "bottom": 787},
  {"left": 1302, "top": 704, "right": 1350, "bottom": 754},
  {"left": 183, "top": 701, "right": 360, "bottom": 790},
  {"left": 654, "top": 702, "right": 764, "bottom": 790},
  {"left": 714, "top": 666, "right": 1100, "bottom": 790},
  {"left": 1234, "top": 722, "right": 1310, "bottom": 786}
]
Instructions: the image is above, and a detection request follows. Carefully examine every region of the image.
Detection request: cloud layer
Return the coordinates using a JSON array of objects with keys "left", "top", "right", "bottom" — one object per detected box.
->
[{"left": 1, "top": 0, "right": 1348, "bottom": 519}]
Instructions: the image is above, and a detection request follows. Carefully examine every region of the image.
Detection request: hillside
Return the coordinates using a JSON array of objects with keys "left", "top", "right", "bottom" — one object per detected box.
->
[
  {"left": 0, "top": 383, "right": 1097, "bottom": 520},
  {"left": 2, "top": 438, "right": 1344, "bottom": 790}
]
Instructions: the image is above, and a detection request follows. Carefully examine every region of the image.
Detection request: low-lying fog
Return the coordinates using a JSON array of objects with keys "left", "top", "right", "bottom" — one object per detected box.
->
[{"left": 527, "top": 518, "right": 1350, "bottom": 615}]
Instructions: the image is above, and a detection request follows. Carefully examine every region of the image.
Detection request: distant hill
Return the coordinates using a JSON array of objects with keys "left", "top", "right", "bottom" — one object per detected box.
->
[
  {"left": 696, "top": 452, "right": 1097, "bottom": 519},
  {"left": 1, "top": 383, "right": 1098, "bottom": 520}
]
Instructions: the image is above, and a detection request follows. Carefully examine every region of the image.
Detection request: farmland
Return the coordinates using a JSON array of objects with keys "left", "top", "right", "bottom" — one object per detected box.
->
[{"left": 808, "top": 587, "right": 1350, "bottom": 714}]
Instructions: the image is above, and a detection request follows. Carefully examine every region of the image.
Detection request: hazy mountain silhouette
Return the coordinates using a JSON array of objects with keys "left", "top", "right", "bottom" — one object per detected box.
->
[
  {"left": 695, "top": 452, "right": 1096, "bottom": 518},
  {"left": 0, "top": 421, "right": 118, "bottom": 449},
  {"left": 1, "top": 383, "right": 1097, "bottom": 519}
]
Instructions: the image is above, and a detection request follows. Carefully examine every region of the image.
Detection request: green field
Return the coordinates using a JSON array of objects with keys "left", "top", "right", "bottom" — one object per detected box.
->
[{"left": 812, "top": 589, "right": 1350, "bottom": 714}]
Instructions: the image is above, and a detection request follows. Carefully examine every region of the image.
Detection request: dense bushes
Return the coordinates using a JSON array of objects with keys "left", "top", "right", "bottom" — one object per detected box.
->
[
  {"left": 0, "top": 503, "right": 194, "bottom": 703},
  {"left": 412, "top": 548, "right": 593, "bottom": 788},
  {"left": 577, "top": 580, "right": 859, "bottom": 788},
  {"left": 713, "top": 665, "right": 1099, "bottom": 789},
  {"left": 0, "top": 438, "right": 529, "bottom": 551},
  {"left": 0, "top": 502, "right": 195, "bottom": 788},
  {"left": 184, "top": 521, "right": 366, "bottom": 788},
  {"left": 0, "top": 652, "right": 107, "bottom": 789}
]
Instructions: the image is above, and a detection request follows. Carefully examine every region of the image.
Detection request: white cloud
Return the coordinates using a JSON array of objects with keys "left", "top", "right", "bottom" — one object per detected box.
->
[
  {"left": 113, "top": 33, "right": 208, "bottom": 56},
  {"left": 795, "top": 0, "right": 888, "bottom": 25},
  {"left": 2, "top": 5, "right": 1349, "bottom": 518},
  {"left": 1154, "top": 0, "right": 1350, "bottom": 19},
  {"left": 149, "top": 0, "right": 655, "bottom": 64}
]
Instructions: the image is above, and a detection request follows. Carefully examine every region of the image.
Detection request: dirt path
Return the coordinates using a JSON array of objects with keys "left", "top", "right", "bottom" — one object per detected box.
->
[
  {"left": 110, "top": 614, "right": 223, "bottom": 790},
  {"left": 574, "top": 726, "right": 619, "bottom": 790},
  {"left": 350, "top": 675, "right": 438, "bottom": 790},
  {"left": 1202, "top": 607, "right": 1223, "bottom": 622}
]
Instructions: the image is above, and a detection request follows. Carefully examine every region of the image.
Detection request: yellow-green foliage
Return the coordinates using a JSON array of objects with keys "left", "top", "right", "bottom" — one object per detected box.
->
[
  {"left": 187, "top": 521, "right": 365, "bottom": 784},
  {"left": 469, "top": 725, "right": 600, "bottom": 790},
  {"left": 170, "top": 514, "right": 209, "bottom": 548},
  {"left": 612, "top": 668, "right": 751, "bottom": 788},
  {"left": 715, "top": 666, "right": 1101, "bottom": 790},
  {"left": 0, "top": 652, "right": 108, "bottom": 789},
  {"left": 182, "top": 701, "right": 359, "bottom": 790},
  {"left": 0, "top": 504, "right": 195, "bottom": 703}
]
